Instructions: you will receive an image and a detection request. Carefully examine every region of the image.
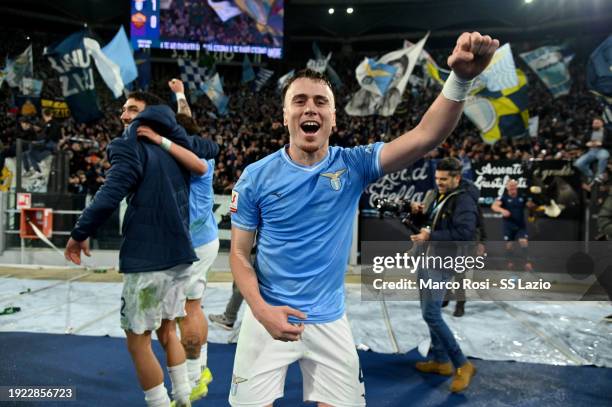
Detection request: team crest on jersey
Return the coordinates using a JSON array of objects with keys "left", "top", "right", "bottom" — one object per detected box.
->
[
  {"left": 320, "top": 169, "right": 347, "bottom": 191},
  {"left": 231, "top": 374, "right": 248, "bottom": 396},
  {"left": 230, "top": 190, "right": 239, "bottom": 213}
]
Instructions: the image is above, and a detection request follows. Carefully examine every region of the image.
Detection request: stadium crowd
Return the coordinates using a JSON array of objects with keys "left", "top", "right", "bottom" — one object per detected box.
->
[
  {"left": 160, "top": 0, "right": 278, "bottom": 47},
  {"left": 0, "top": 31, "right": 609, "bottom": 197}
]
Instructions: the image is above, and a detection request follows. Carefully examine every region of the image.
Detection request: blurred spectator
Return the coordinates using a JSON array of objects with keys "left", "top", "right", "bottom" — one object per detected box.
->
[{"left": 574, "top": 117, "right": 609, "bottom": 186}]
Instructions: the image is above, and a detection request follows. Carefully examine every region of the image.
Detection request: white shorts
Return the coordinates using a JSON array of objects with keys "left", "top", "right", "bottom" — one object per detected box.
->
[
  {"left": 120, "top": 264, "right": 192, "bottom": 334},
  {"left": 229, "top": 307, "right": 366, "bottom": 407},
  {"left": 185, "top": 239, "right": 219, "bottom": 300}
]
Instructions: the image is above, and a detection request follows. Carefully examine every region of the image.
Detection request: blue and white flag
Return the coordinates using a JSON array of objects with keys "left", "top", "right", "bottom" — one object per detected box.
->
[
  {"left": 208, "top": 0, "right": 242, "bottom": 22},
  {"left": 520, "top": 45, "right": 572, "bottom": 98},
  {"left": 277, "top": 69, "right": 294, "bottom": 92},
  {"left": 177, "top": 58, "right": 208, "bottom": 93},
  {"left": 21, "top": 77, "right": 43, "bottom": 97},
  {"left": 84, "top": 37, "right": 124, "bottom": 98},
  {"left": 6, "top": 44, "right": 33, "bottom": 90},
  {"left": 255, "top": 67, "right": 274, "bottom": 91},
  {"left": 312, "top": 42, "right": 343, "bottom": 89},
  {"left": 587, "top": 35, "right": 612, "bottom": 100},
  {"left": 307, "top": 52, "right": 332, "bottom": 73},
  {"left": 44, "top": 31, "right": 102, "bottom": 123},
  {"left": 241, "top": 54, "right": 256, "bottom": 84},
  {"left": 480, "top": 43, "right": 518, "bottom": 92},
  {"left": 201, "top": 73, "right": 229, "bottom": 115},
  {"left": 346, "top": 32, "right": 428, "bottom": 116},
  {"left": 355, "top": 58, "right": 397, "bottom": 97},
  {"left": 102, "top": 26, "right": 138, "bottom": 86},
  {"left": 326, "top": 64, "right": 344, "bottom": 90}
]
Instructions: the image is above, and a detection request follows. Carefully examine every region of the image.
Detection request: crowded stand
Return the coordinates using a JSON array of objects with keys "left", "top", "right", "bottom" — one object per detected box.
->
[{"left": 0, "top": 31, "right": 609, "bottom": 198}]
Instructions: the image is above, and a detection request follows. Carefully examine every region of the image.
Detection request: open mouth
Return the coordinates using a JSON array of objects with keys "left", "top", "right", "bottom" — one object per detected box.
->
[{"left": 300, "top": 121, "right": 321, "bottom": 134}]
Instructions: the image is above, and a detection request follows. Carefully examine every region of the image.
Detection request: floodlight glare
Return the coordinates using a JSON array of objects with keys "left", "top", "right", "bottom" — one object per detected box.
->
[
  {"left": 347, "top": 7, "right": 354, "bottom": 14},
  {"left": 328, "top": 7, "right": 335, "bottom": 14}
]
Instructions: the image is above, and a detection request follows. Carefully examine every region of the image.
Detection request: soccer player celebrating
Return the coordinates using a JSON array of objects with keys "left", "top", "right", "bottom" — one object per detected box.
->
[
  {"left": 229, "top": 32, "right": 499, "bottom": 405},
  {"left": 65, "top": 92, "right": 218, "bottom": 407}
]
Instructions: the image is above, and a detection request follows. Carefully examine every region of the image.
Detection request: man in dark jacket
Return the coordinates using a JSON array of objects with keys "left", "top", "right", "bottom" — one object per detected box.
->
[
  {"left": 64, "top": 92, "right": 218, "bottom": 407},
  {"left": 443, "top": 177, "right": 483, "bottom": 316},
  {"left": 410, "top": 157, "right": 479, "bottom": 392},
  {"left": 411, "top": 177, "right": 484, "bottom": 317}
]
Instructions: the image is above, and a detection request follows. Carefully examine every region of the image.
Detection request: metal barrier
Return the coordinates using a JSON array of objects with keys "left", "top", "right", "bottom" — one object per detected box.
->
[
  {"left": 5, "top": 209, "right": 82, "bottom": 237},
  {"left": 0, "top": 191, "right": 123, "bottom": 255}
]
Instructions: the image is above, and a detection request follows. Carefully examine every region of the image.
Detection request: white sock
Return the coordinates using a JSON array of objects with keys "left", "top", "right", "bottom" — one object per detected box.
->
[
  {"left": 144, "top": 383, "right": 170, "bottom": 407},
  {"left": 167, "top": 362, "right": 191, "bottom": 404},
  {"left": 186, "top": 358, "right": 201, "bottom": 387},
  {"left": 200, "top": 343, "right": 208, "bottom": 370}
]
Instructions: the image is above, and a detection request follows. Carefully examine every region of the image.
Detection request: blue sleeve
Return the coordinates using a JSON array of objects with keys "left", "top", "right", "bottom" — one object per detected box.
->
[
  {"left": 189, "top": 135, "right": 219, "bottom": 159},
  {"left": 430, "top": 194, "right": 478, "bottom": 242},
  {"left": 345, "top": 142, "right": 384, "bottom": 189},
  {"left": 230, "top": 168, "right": 259, "bottom": 231},
  {"left": 166, "top": 124, "right": 219, "bottom": 159},
  {"left": 70, "top": 141, "right": 143, "bottom": 241}
]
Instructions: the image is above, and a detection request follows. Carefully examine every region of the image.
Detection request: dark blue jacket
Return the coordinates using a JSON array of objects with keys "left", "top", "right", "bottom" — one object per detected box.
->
[
  {"left": 71, "top": 105, "right": 219, "bottom": 273},
  {"left": 428, "top": 181, "right": 479, "bottom": 242}
]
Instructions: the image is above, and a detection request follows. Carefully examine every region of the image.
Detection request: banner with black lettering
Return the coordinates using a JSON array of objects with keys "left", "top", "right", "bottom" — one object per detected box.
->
[
  {"left": 44, "top": 31, "right": 103, "bottom": 123},
  {"left": 472, "top": 160, "right": 527, "bottom": 205},
  {"left": 360, "top": 159, "right": 435, "bottom": 214}
]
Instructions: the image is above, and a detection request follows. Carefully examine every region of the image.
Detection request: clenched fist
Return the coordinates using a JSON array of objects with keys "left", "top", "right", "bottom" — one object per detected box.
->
[{"left": 447, "top": 32, "right": 500, "bottom": 80}]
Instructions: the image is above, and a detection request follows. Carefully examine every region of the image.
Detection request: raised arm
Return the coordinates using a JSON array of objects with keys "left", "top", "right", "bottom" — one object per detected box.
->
[
  {"left": 230, "top": 226, "right": 306, "bottom": 341},
  {"left": 169, "top": 78, "right": 193, "bottom": 118},
  {"left": 380, "top": 32, "right": 499, "bottom": 174},
  {"left": 136, "top": 125, "right": 206, "bottom": 175}
]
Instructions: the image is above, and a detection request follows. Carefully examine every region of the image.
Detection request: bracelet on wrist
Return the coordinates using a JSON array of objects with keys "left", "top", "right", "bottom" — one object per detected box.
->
[
  {"left": 160, "top": 137, "right": 172, "bottom": 151},
  {"left": 441, "top": 71, "right": 474, "bottom": 102}
]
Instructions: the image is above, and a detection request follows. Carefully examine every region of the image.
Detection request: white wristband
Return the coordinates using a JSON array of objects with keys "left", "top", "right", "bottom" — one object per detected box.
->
[
  {"left": 160, "top": 137, "right": 172, "bottom": 151},
  {"left": 175, "top": 92, "right": 186, "bottom": 101},
  {"left": 441, "top": 71, "right": 473, "bottom": 102}
]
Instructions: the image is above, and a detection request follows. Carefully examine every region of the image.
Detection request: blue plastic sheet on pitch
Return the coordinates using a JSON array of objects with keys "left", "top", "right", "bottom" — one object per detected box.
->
[
  {"left": 1, "top": 332, "right": 611, "bottom": 407},
  {"left": 0, "top": 278, "right": 611, "bottom": 368}
]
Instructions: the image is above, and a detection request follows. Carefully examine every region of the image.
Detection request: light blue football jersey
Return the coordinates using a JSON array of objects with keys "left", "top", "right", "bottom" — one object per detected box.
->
[
  {"left": 231, "top": 143, "right": 384, "bottom": 323},
  {"left": 190, "top": 159, "right": 218, "bottom": 247}
]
